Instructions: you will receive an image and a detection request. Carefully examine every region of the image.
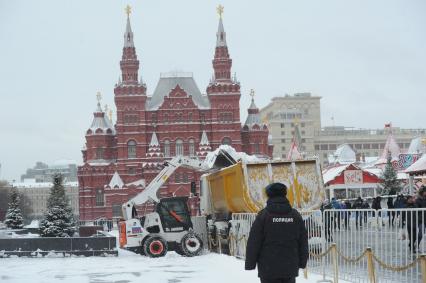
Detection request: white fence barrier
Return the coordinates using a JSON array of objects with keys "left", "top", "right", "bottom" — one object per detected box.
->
[{"left": 229, "top": 209, "right": 426, "bottom": 283}]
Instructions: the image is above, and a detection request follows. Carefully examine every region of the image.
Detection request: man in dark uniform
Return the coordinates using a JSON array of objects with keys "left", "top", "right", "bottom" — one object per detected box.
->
[{"left": 245, "top": 182, "right": 309, "bottom": 283}]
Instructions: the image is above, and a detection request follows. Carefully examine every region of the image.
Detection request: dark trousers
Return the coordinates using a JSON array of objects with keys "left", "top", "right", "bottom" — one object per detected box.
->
[
  {"left": 356, "top": 211, "right": 362, "bottom": 228},
  {"left": 260, "top": 277, "right": 296, "bottom": 283},
  {"left": 408, "top": 224, "right": 417, "bottom": 251}
]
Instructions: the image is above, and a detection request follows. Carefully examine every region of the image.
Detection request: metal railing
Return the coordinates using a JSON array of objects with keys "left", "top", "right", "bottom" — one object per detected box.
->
[
  {"left": 227, "top": 209, "right": 426, "bottom": 283},
  {"left": 77, "top": 219, "right": 116, "bottom": 231}
]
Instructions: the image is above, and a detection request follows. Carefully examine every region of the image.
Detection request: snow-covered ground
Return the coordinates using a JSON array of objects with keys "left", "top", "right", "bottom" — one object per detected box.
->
[
  {"left": 0, "top": 250, "right": 334, "bottom": 283},
  {"left": 0, "top": 230, "right": 343, "bottom": 283}
]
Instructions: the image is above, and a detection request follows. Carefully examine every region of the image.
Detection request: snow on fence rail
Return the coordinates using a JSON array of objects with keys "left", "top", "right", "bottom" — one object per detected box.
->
[{"left": 226, "top": 209, "right": 426, "bottom": 283}]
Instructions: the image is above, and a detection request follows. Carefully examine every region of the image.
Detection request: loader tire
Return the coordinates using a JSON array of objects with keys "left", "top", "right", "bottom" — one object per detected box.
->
[
  {"left": 143, "top": 236, "right": 168, "bottom": 258},
  {"left": 180, "top": 232, "right": 203, "bottom": 257}
]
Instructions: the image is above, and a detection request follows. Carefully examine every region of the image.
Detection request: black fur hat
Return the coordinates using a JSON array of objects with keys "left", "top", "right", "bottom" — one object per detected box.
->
[{"left": 265, "top": 182, "right": 287, "bottom": 198}]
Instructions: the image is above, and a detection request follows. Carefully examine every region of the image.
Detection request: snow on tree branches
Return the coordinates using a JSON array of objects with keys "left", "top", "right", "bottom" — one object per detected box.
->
[
  {"left": 5, "top": 187, "right": 24, "bottom": 229},
  {"left": 39, "top": 174, "right": 76, "bottom": 237},
  {"left": 380, "top": 152, "right": 401, "bottom": 195}
]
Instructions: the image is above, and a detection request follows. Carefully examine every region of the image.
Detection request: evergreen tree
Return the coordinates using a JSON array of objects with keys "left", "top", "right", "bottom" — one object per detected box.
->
[
  {"left": 380, "top": 152, "right": 401, "bottom": 195},
  {"left": 39, "top": 174, "right": 76, "bottom": 237},
  {"left": 5, "top": 188, "right": 24, "bottom": 229}
]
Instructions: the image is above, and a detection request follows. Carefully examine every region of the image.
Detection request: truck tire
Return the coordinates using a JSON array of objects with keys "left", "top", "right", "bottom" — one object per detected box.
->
[
  {"left": 180, "top": 232, "right": 203, "bottom": 257},
  {"left": 143, "top": 236, "right": 168, "bottom": 258}
]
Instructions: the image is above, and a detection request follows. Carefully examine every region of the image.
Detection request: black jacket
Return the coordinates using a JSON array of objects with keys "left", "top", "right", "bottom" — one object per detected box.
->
[
  {"left": 245, "top": 196, "right": 308, "bottom": 279},
  {"left": 352, "top": 199, "right": 363, "bottom": 209},
  {"left": 372, "top": 197, "right": 381, "bottom": 210},
  {"left": 415, "top": 196, "right": 426, "bottom": 224}
]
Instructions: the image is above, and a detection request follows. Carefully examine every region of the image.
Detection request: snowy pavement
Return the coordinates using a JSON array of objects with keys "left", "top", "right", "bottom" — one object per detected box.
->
[
  {"left": 0, "top": 248, "right": 336, "bottom": 283},
  {"left": 0, "top": 230, "right": 343, "bottom": 283}
]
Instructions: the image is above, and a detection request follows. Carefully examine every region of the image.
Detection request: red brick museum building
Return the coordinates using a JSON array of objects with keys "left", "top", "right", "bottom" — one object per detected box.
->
[{"left": 77, "top": 11, "right": 273, "bottom": 221}]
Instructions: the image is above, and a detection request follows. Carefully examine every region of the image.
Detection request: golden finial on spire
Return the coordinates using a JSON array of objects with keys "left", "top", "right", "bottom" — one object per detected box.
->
[
  {"left": 249, "top": 89, "right": 255, "bottom": 98},
  {"left": 108, "top": 109, "right": 113, "bottom": 121},
  {"left": 96, "top": 91, "right": 102, "bottom": 103},
  {"left": 125, "top": 5, "right": 132, "bottom": 17},
  {"left": 217, "top": 4, "right": 224, "bottom": 19}
]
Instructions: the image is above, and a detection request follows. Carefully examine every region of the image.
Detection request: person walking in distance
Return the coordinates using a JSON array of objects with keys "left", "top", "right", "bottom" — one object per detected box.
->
[
  {"left": 387, "top": 197, "right": 395, "bottom": 227},
  {"left": 361, "top": 198, "right": 370, "bottom": 225},
  {"left": 344, "top": 200, "right": 352, "bottom": 230},
  {"left": 353, "top": 197, "right": 363, "bottom": 229},
  {"left": 406, "top": 195, "right": 418, "bottom": 253},
  {"left": 245, "top": 182, "right": 309, "bottom": 283},
  {"left": 415, "top": 186, "right": 426, "bottom": 249},
  {"left": 394, "top": 194, "right": 407, "bottom": 228}
]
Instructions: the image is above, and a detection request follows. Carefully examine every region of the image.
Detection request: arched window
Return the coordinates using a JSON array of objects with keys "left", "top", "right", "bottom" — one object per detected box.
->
[
  {"left": 96, "top": 148, "right": 104, "bottom": 159},
  {"left": 96, "top": 189, "right": 104, "bottom": 206},
  {"left": 175, "top": 172, "right": 181, "bottom": 183},
  {"left": 254, "top": 142, "right": 260, "bottom": 154},
  {"left": 176, "top": 113, "right": 183, "bottom": 123},
  {"left": 164, "top": 140, "right": 170, "bottom": 157},
  {"left": 127, "top": 140, "right": 137, "bottom": 159},
  {"left": 222, "top": 137, "right": 231, "bottom": 146},
  {"left": 176, "top": 139, "right": 183, "bottom": 156},
  {"left": 188, "top": 112, "right": 192, "bottom": 122},
  {"left": 189, "top": 139, "right": 195, "bottom": 156},
  {"left": 164, "top": 113, "right": 169, "bottom": 124}
]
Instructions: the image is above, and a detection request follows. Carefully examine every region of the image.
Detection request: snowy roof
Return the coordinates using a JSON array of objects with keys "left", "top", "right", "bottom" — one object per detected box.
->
[
  {"left": 322, "top": 164, "right": 350, "bottom": 185},
  {"left": 147, "top": 132, "right": 163, "bottom": 157},
  {"left": 108, "top": 172, "right": 124, "bottom": 189},
  {"left": 363, "top": 167, "right": 408, "bottom": 180},
  {"left": 88, "top": 104, "right": 115, "bottom": 135},
  {"left": 197, "top": 130, "right": 211, "bottom": 156},
  {"left": 146, "top": 74, "right": 210, "bottom": 110},
  {"left": 12, "top": 181, "right": 78, "bottom": 188},
  {"left": 375, "top": 132, "right": 400, "bottom": 165},
  {"left": 408, "top": 137, "right": 425, "bottom": 154},
  {"left": 200, "top": 130, "right": 210, "bottom": 146},
  {"left": 87, "top": 159, "right": 114, "bottom": 166},
  {"left": 216, "top": 17, "right": 227, "bottom": 47},
  {"left": 149, "top": 132, "right": 160, "bottom": 147},
  {"left": 405, "top": 154, "right": 426, "bottom": 175},
  {"left": 328, "top": 144, "right": 356, "bottom": 165},
  {"left": 126, "top": 178, "right": 145, "bottom": 187},
  {"left": 244, "top": 100, "right": 262, "bottom": 128}
]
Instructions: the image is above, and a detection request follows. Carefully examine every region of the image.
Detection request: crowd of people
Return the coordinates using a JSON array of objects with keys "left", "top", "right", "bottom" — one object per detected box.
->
[{"left": 320, "top": 186, "right": 426, "bottom": 253}]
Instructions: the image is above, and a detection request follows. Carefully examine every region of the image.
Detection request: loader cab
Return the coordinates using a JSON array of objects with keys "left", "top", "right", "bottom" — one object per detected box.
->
[{"left": 155, "top": 197, "right": 192, "bottom": 232}]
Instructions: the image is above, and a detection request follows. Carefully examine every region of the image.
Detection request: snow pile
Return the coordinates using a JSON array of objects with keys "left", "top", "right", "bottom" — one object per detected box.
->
[
  {"left": 24, "top": 220, "right": 40, "bottom": 229},
  {"left": 205, "top": 145, "right": 267, "bottom": 169}
]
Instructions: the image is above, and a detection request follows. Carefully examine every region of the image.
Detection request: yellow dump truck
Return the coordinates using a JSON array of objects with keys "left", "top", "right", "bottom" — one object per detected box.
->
[
  {"left": 199, "top": 157, "right": 325, "bottom": 252},
  {"left": 200, "top": 159, "right": 325, "bottom": 218}
]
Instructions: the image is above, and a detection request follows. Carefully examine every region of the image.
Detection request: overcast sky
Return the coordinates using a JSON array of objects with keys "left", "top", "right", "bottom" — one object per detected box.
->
[{"left": 0, "top": 0, "right": 425, "bottom": 181}]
